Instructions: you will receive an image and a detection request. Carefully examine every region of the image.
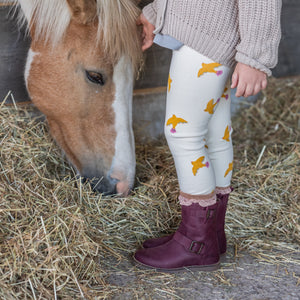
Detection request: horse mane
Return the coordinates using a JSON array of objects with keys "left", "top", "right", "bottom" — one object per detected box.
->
[{"left": 9, "top": 0, "right": 142, "bottom": 72}]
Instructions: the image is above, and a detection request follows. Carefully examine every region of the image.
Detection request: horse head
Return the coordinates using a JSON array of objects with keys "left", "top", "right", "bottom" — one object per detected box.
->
[{"left": 17, "top": 0, "right": 142, "bottom": 195}]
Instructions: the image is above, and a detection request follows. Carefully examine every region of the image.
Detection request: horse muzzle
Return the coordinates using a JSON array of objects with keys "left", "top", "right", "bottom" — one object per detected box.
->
[{"left": 81, "top": 173, "right": 132, "bottom": 196}]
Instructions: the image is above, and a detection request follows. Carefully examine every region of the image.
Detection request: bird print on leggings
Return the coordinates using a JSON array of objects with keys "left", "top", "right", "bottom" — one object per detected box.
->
[
  {"left": 224, "top": 162, "right": 233, "bottom": 177},
  {"left": 221, "top": 87, "right": 229, "bottom": 100},
  {"left": 204, "top": 99, "right": 220, "bottom": 114},
  {"left": 198, "top": 62, "right": 223, "bottom": 77},
  {"left": 166, "top": 114, "right": 188, "bottom": 133},
  {"left": 222, "top": 125, "right": 231, "bottom": 142},
  {"left": 168, "top": 74, "right": 173, "bottom": 92},
  {"left": 191, "top": 156, "right": 210, "bottom": 176}
]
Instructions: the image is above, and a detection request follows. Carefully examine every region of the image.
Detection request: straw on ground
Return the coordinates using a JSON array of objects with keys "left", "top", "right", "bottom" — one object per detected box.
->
[{"left": 0, "top": 77, "right": 299, "bottom": 299}]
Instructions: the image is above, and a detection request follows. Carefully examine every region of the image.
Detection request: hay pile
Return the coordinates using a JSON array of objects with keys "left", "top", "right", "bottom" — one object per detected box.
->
[{"left": 0, "top": 77, "right": 299, "bottom": 299}]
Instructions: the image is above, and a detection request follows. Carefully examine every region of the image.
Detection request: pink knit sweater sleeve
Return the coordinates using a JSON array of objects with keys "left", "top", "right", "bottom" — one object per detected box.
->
[{"left": 235, "top": 0, "right": 282, "bottom": 76}]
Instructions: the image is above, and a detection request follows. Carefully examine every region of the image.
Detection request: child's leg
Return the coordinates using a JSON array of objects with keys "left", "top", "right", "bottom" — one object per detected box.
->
[
  {"left": 206, "top": 90, "right": 234, "bottom": 255},
  {"left": 134, "top": 46, "right": 233, "bottom": 270},
  {"left": 164, "top": 46, "right": 231, "bottom": 206},
  {"left": 206, "top": 81, "right": 233, "bottom": 193}
]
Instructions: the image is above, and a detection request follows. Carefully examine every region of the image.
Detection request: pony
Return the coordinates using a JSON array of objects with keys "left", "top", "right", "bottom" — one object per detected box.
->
[{"left": 9, "top": 0, "right": 142, "bottom": 196}]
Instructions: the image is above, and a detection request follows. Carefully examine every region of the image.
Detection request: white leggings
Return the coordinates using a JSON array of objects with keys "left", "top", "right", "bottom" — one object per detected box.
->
[{"left": 164, "top": 46, "right": 233, "bottom": 206}]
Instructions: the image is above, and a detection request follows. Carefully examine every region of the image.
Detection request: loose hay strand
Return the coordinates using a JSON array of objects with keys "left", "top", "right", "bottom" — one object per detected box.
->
[{"left": 0, "top": 76, "right": 299, "bottom": 298}]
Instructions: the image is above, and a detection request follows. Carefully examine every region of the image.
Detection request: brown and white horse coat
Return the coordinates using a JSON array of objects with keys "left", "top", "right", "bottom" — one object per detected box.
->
[{"left": 12, "top": 0, "right": 142, "bottom": 195}]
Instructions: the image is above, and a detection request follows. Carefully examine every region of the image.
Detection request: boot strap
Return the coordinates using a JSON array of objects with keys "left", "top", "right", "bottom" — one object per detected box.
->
[{"left": 173, "top": 231, "right": 204, "bottom": 255}]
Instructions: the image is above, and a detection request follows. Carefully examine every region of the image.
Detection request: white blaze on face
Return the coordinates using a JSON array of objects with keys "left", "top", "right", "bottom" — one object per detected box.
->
[
  {"left": 25, "top": 48, "right": 38, "bottom": 88},
  {"left": 110, "top": 56, "right": 136, "bottom": 194}
]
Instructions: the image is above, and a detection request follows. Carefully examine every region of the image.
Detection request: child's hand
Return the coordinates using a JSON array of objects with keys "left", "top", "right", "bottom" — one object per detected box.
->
[
  {"left": 231, "top": 62, "right": 268, "bottom": 97},
  {"left": 137, "top": 13, "right": 155, "bottom": 51}
]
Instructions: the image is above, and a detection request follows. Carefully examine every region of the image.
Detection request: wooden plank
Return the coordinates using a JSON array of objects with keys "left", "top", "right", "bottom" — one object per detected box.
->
[
  {"left": 273, "top": 0, "right": 300, "bottom": 77},
  {"left": 2, "top": 87, "right": 168, "bottom": 107},
  {"left": 0, "top": 5, "right": 30, "bottom": 103},
  {"left": 134, "top": 44, "right": 172, "bottom": 89},
  {"left": 0, "top": 1, "right": 15, "bottom": 6},
  {"left": 133, "top": 86, "right": 167, "bottom": 96},
  {"left": 135, "top": 0, "right": 171, "bottom": 89}
]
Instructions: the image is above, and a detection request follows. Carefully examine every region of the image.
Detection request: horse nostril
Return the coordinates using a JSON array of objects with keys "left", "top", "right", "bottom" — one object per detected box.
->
[{"left": 81, "top": 175, "right": 118, "bottom": 195}]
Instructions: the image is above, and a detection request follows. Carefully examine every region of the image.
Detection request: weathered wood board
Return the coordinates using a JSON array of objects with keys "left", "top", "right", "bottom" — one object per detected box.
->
[
  {"left": 273, "top": 0, "right": 300, "bottom": 77},
  {"left": 0, "top": 5, "right": 30, "bottom": 104}
]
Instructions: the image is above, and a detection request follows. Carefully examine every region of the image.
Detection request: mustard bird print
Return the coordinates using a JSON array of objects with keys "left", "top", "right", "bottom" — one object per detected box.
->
[
  {"left": 222, "top": 125, "right": 231, "bottom": 142},
  {"left": 198, "top": 62, "right": 223, "bottom": 77},
  {"left": 191, "top": 156, "right": 209, "bottom": 176},
  {"left": 168, "top": 74, "right": 173, "bottom": 92},
  {"left": 204, "top": 138, "right": 208, "bottom": 149},
  {"left": 221, "top": 87, "right": 229, "bottom": 100},
  {"left": 224, "top": 162, "right": 233, "bottom": 177},
  {"left": 166, "top": 114, "right": 188, "bottom": 133},
  {"left": 204, "top": 98, "right": 220, "bottom": 114}
]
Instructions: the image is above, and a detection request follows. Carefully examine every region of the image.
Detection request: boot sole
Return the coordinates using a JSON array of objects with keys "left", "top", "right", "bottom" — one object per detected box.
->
[
  {"left": 142, "top": 246, "right": 227, "bottom": 262},
  {"left": 133, "top": 256, "right": 220, "bottom": 273}
]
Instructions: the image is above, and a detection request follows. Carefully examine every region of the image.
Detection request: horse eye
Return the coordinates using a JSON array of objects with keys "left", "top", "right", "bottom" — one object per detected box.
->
[{"left": 86, "top": 71, "right": 105, "bottom": 85}]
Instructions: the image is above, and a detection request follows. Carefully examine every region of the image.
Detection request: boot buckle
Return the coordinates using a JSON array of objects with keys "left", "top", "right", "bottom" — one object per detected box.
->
[{"left": 189, "top": 241, "right": 204, "bottom": 254}]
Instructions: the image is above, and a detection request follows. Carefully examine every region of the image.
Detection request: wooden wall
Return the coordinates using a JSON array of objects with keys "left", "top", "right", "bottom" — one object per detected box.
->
[
  {"left": 0, "top": 1, "right": 299, "bottom": 104},
  {"left": 273, "top": 0, "right": 300, "bottom": 77},
  {"left": 0, "top": 4, "right": 30, "bottom": 103}
]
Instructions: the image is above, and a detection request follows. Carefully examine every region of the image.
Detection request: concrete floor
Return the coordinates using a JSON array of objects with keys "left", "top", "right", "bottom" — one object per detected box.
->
[{"left": 103, "top": 246, "right": 300, "bottom": 299}]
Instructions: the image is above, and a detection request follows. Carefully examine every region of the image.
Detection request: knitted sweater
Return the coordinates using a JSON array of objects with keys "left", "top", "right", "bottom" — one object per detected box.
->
[{"left": 143, "top": 0, "right": 282, "bottom": 76}]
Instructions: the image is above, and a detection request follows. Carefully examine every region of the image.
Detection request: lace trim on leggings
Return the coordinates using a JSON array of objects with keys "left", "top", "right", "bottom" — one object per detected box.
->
[
  {"left": 179, "top": 191, "right": 216, "bottom": 207},
  {"left": 215, "top": 186, "right": 233, "bottom": 195}
]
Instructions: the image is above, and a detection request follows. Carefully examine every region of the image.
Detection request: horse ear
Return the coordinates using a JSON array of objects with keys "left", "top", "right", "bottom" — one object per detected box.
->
[{"left": 66, "top": 0, "right": 97, "bottom": 25}]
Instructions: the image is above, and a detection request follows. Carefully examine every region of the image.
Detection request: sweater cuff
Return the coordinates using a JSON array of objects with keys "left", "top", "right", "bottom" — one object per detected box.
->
[
  {"left": 142, "top": 4, "right": 157, "bottom": 26},
  {"left": 235, "top": 52, "right": 272, "bottom": 77}
]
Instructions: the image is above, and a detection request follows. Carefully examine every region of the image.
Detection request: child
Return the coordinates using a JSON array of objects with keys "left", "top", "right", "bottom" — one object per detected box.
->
[{"left": 135, "top": 0, "right": 282, "bottom": 270}]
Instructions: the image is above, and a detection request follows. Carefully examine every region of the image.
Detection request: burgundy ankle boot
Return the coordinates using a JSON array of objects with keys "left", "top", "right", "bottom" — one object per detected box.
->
[
  {"left": 142, "top": 189, "right": 232, "bottom": 255},
  {"left": 216, "top": 188, "right": 232, "bottom": 255},
  {"left": 134, "top": 202, "right": 220, "bottom": 271},
  {"left": 142, "top": 232, "right": 174, "bottom": 249}
]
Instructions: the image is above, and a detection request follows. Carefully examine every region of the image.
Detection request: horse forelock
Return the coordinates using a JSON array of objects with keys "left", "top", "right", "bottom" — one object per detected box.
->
[
  {"left": 12, "top": 0, "right": 71, "bottom": 45},
  {"left": 13, "top": 0, "right": 142, "bottom": 72},
  {"left": 96, "top": 0, "right": 142, "bottom": 73}
]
